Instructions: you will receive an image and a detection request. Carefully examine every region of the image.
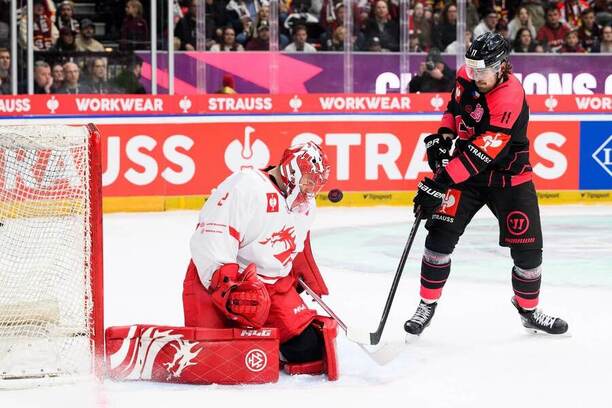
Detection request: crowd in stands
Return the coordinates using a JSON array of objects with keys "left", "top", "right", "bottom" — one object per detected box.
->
[{"left": 0, "top": 0, "right": 610, "bottom": 94}]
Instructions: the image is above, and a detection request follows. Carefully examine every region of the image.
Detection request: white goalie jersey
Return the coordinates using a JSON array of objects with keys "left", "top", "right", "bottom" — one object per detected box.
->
[{"left": 190, "top": 169, "right": 315, "bottom": 288}]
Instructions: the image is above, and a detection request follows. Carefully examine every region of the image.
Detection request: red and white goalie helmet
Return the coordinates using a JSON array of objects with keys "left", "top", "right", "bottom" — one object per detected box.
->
[{"left": 279, "top": 141, "right": 331, "bottom": 213}]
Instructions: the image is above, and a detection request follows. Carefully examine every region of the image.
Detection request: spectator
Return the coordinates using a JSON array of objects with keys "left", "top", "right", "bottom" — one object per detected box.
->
[
  {"left": 411, "top": 2, "right": 432, "bottom": 50},
  {"left": 0, "top": 7, "right": 9, "bottom": 48},
  {"left": 19, "top": 0, "right": 59, "bottom": 51},
  {"left": 175, "top": 0, "right": 197, "bottom": 51},
  {"left": 593, "top": 0, "right": 612, "bottom": 26},
  {"left": 284, "top": 24, "right": 317, "bottom": 52},
  {"left": 205, "top": 0, "right": 230, "bottom": 48},
  {"left": 507, "top": 6, "right": 536, "bottom": 41},
  {"left": 319, "top": 3, "right": 344, "bottom": 49},
  {"left": 536, "top": 5, "right": 571, "bottom": 52},
  {"left": 409, "top": 48, "right": 455, "bottom": 93},
  {"left": 409, "top": 35, "right": 423, "bottom": 52},
  {"left": 445, "top": 30, "right": 473, "bottom": 54},
  {"left": 512, "top": 27, "right": 539, "bottom": 52},
  {"left": 246, "top": 20, "right": 270, "bottom": 50},
  {"left": 76, "top": 19, "right": 105, "bottom": 52},
  {"left": 57, "top": 62, "right": 91, "bottom": 94},
  {"left": 56, "top": 0, "right": 79, "bottom": 33},
  {"left": 560, "top": 29, "right": 586, "bottom": 52},
  {"left": 561, "top": 0, "right": 589, "bottom": 29},
  {"left": 466, "top": 0, "right": 480, "bottom": 32},
  {"left": 87, "top": 58, "right": 114, "bottom": 94},
  {"left": 51, "top": 62, "right": 64, "bottom": 93},
  {"left": 496, "top": 19, "right": 509, "bottom": 39},
  {"left": 365, "top": 35, "right": 382, "bottom": 52},
  {"left": 593, "top": 24, "right": 612, "bottom": 52},
  {"left": 33, "top": 61, "right": 53, "bottom": 94},
  {"left": 120, "top": 0, "right": 149, "bottom": 51},
  {"left": 578, "top": 9, "right": 602, "bottom": 52},
  {"left": 320, "top": 0, "right": 341, "bottom": 32},
  {"left": 210, "top": 26, "right": 245, "bottom": 51},
  {"left": 473, "top": 9, "right": 499, "bottom": 38},
  {"left": 363, "top": 0, "right": 399, "bottom": 52},
  {"left": 523, "top": 0, "right": 546, "bottom": 32},
  {"left": 321, "top": 25, "right": 345, "bottom": 51},
  {"left": 226, "top": 0, "right": 258, "bottom": 23},
  {"left": 432, "top": 3, "right": 457, "bottom": 51},
  {"left": 216, "top": 73, "right": 237, "bottom": 94},
  {"left": 236, "top": 15, "right": 255, "bottom": 45},
  {"left": 112, "top": 56, "right": 146, "bottom": 93},
  {"left": 50, "top": 27, "right": 77, "bottom": 52},
  {"left": 0, "top": 48, "right": 10, "bottom": 94}
]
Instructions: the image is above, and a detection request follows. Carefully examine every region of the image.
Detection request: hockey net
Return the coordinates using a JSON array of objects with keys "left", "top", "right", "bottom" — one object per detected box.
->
[{"left": 0, "top": 124, "right": 103, "bottom": 388}]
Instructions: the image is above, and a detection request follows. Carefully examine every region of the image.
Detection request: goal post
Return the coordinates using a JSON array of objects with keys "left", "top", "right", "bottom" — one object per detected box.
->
[{"left": 0, "top": 124, "right": 104, "bottom": 387}]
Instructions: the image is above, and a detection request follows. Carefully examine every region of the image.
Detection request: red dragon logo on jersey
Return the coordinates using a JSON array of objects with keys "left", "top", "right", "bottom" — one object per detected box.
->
[{"left": 258, "top": 226, "right": 297, "bottom": 266}]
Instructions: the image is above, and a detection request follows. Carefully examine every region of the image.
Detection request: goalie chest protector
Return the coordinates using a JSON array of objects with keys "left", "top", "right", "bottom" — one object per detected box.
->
[{"left": 106, "top": 325, "right": 279, "bottom": 384}]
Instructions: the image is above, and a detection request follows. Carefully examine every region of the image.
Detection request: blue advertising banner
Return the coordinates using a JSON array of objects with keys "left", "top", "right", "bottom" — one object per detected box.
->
[{"left": 580, "top": 122, "right": 612, "bottom": 189}]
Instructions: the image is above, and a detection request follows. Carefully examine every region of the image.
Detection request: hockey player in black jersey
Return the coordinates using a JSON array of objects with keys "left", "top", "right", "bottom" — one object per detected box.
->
[{"left": 405, "top": 32, "right": 568, "bottom": 336}]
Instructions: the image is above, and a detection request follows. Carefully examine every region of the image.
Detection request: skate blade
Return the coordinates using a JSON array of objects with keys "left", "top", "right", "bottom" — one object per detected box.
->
[
  {"left": 524, "top": 327, "right": 573, "bottom": 338},
  {"left": 404, "top": 333, "right": 421, "bottom": 344}
]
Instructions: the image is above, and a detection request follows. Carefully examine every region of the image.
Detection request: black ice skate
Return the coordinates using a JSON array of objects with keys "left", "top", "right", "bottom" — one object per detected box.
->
[
  {"left": 404, "top": 300, "right": 437, "bottom": 335},
  {"left": 511, "top": 297, "right": 568, "bottom": 335}
]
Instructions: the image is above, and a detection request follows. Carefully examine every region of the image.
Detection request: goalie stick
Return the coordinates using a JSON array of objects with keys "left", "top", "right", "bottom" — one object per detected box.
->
[
  {"left": 345, "top": 211, "right": 423, "bottom": 346},
  {"left": 297, "top": 277, "right": 405, "bottom": 365}
]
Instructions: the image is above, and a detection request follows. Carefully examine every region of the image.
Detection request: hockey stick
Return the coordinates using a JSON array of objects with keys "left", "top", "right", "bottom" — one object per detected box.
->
[
  {"left": 345, "top": 211, "right": 423, "bottom": 346},
  {"left": 297, "top": 277, "right": 405, "bottom": 365}
]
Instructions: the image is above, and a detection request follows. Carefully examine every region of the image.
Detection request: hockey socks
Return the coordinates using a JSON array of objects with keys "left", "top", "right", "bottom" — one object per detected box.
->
[
  {"left": 419, "top": 252, "right": 451, "bottom": 302},
  {"left": 511, "top": 266, "right": 541, "bottom": 310}
]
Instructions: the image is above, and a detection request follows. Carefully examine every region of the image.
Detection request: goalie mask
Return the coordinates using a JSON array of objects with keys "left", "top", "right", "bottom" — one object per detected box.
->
[{"left": 279, "top": 142, "right": 330, "bottom": 213}]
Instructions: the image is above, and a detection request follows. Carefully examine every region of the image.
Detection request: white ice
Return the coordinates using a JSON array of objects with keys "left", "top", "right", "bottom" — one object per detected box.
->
[{"left": 2, "top": 205, "right": 612, "bottom": 408}]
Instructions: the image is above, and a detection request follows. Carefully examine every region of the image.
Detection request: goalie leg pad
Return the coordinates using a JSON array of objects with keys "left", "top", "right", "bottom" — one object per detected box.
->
[
  {"left": 106, "top": 324, "right": 279, "bottom": 384},
  {"left": 282, "top": 316, "right": 339, "bottom": 381},
  {"left": 266, "top": 284, "right": 317, "bottom": 343}
]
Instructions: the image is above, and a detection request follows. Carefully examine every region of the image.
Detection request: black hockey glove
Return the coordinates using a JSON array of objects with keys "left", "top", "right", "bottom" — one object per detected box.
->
[
  {"left": 424, "top": 133, "right": 452, "bottom": 171},
  {"left": 414, "top": 177, "right": 448, "bottom": 218}
]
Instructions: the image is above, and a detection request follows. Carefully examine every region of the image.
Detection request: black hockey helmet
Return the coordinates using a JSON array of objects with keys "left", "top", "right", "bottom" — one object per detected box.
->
[
  {"left": 464, "top": 32, "right": 509, "bottom": 79},
  {"left": 465, "top": 32, "right": 509, "bottom": 67}
]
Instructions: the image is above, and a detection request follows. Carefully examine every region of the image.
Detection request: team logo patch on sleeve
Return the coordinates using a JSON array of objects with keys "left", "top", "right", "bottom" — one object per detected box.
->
[
  {"left": 266, "top": 192, "right": 279, "bottom": 212},
  {"left": 473, "top": 132, "right": 510, "bottom": 158}
]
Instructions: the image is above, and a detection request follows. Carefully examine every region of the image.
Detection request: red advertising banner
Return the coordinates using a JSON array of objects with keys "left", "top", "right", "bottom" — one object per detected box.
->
[
  {"left": 96, "top": 120, "right": 580, "bottom": 198},
  {"left": 0, "top": 94, "right": 610, "bottom": 116}
]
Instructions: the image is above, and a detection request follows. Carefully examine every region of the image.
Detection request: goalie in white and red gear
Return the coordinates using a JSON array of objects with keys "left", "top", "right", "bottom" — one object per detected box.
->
[{"left": 183, "top": 141, "right": 338, "bottom": 381}]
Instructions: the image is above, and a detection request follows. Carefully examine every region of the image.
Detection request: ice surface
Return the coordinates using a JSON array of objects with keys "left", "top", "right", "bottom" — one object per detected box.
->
[{"left": 2, "top": 205, "right": 611, "bottom": 408}]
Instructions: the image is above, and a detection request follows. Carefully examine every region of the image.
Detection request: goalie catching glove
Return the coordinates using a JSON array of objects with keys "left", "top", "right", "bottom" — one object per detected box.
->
[{"left": 210, "top": 263, "right": 271, "bottom": 328}]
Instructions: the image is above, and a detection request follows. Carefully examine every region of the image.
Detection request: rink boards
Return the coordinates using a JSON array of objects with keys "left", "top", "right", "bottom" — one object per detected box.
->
[{"left": 0, "top": 113, "right": 610, "bottom": 211}]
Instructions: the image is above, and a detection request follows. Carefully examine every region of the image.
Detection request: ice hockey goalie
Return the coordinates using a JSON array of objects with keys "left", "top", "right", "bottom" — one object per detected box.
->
[{"left": 106, "top": 142, "right": 339, "bottom": 384}]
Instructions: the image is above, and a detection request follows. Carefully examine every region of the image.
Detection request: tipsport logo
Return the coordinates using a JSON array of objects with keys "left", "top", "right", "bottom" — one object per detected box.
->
[{"left": 592, "top": 135, "right": 612, "bottom": 177}]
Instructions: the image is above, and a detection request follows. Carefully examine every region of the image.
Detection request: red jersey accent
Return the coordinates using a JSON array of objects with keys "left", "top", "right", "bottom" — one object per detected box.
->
[
  {"left": 472, "top": 131, "right": 511, "bottom": 158},
  {"left": 445, "top": 158, "right": 471, "bottom": 184},
  {"left": 485, "top": 75, "right": 524, "bottom": 129},
  {"left": 228, "top": 226, "right": 240, "bottom": 242},
  {"left": 266, "top": 192, "right": 279, "bottom": 213},
  {"left": 436, "top": 189, "right": 462, "bottom": 217}
]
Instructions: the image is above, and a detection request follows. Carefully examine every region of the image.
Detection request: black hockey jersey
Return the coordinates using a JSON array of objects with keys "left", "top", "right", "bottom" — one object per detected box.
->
[{"left": 437, "top": 65, "right": 532, "bottom": 188}]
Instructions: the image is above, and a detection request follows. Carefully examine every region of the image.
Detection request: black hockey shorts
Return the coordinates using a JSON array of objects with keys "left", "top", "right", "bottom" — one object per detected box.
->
[{"left": 424, "top": 180, "right": 543, "bottom": 254}]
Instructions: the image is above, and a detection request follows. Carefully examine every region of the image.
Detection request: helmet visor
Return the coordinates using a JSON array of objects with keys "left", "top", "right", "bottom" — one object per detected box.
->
[
  {"left": 465, "top": 58, "right": 501, "bottom": 80},
  {"left": 299, "top": 169, "right": 329, "bottom": 197}
]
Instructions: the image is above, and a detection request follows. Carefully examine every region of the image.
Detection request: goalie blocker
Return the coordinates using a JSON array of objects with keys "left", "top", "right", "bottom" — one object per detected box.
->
[{"left": 106, "top": 317, "right": 338, "bottom": 384}]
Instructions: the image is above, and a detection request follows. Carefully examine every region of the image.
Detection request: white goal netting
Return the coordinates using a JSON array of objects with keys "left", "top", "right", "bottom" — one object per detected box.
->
[{"left": 0, "top": 125, "right": 100, "bottom": 387}]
